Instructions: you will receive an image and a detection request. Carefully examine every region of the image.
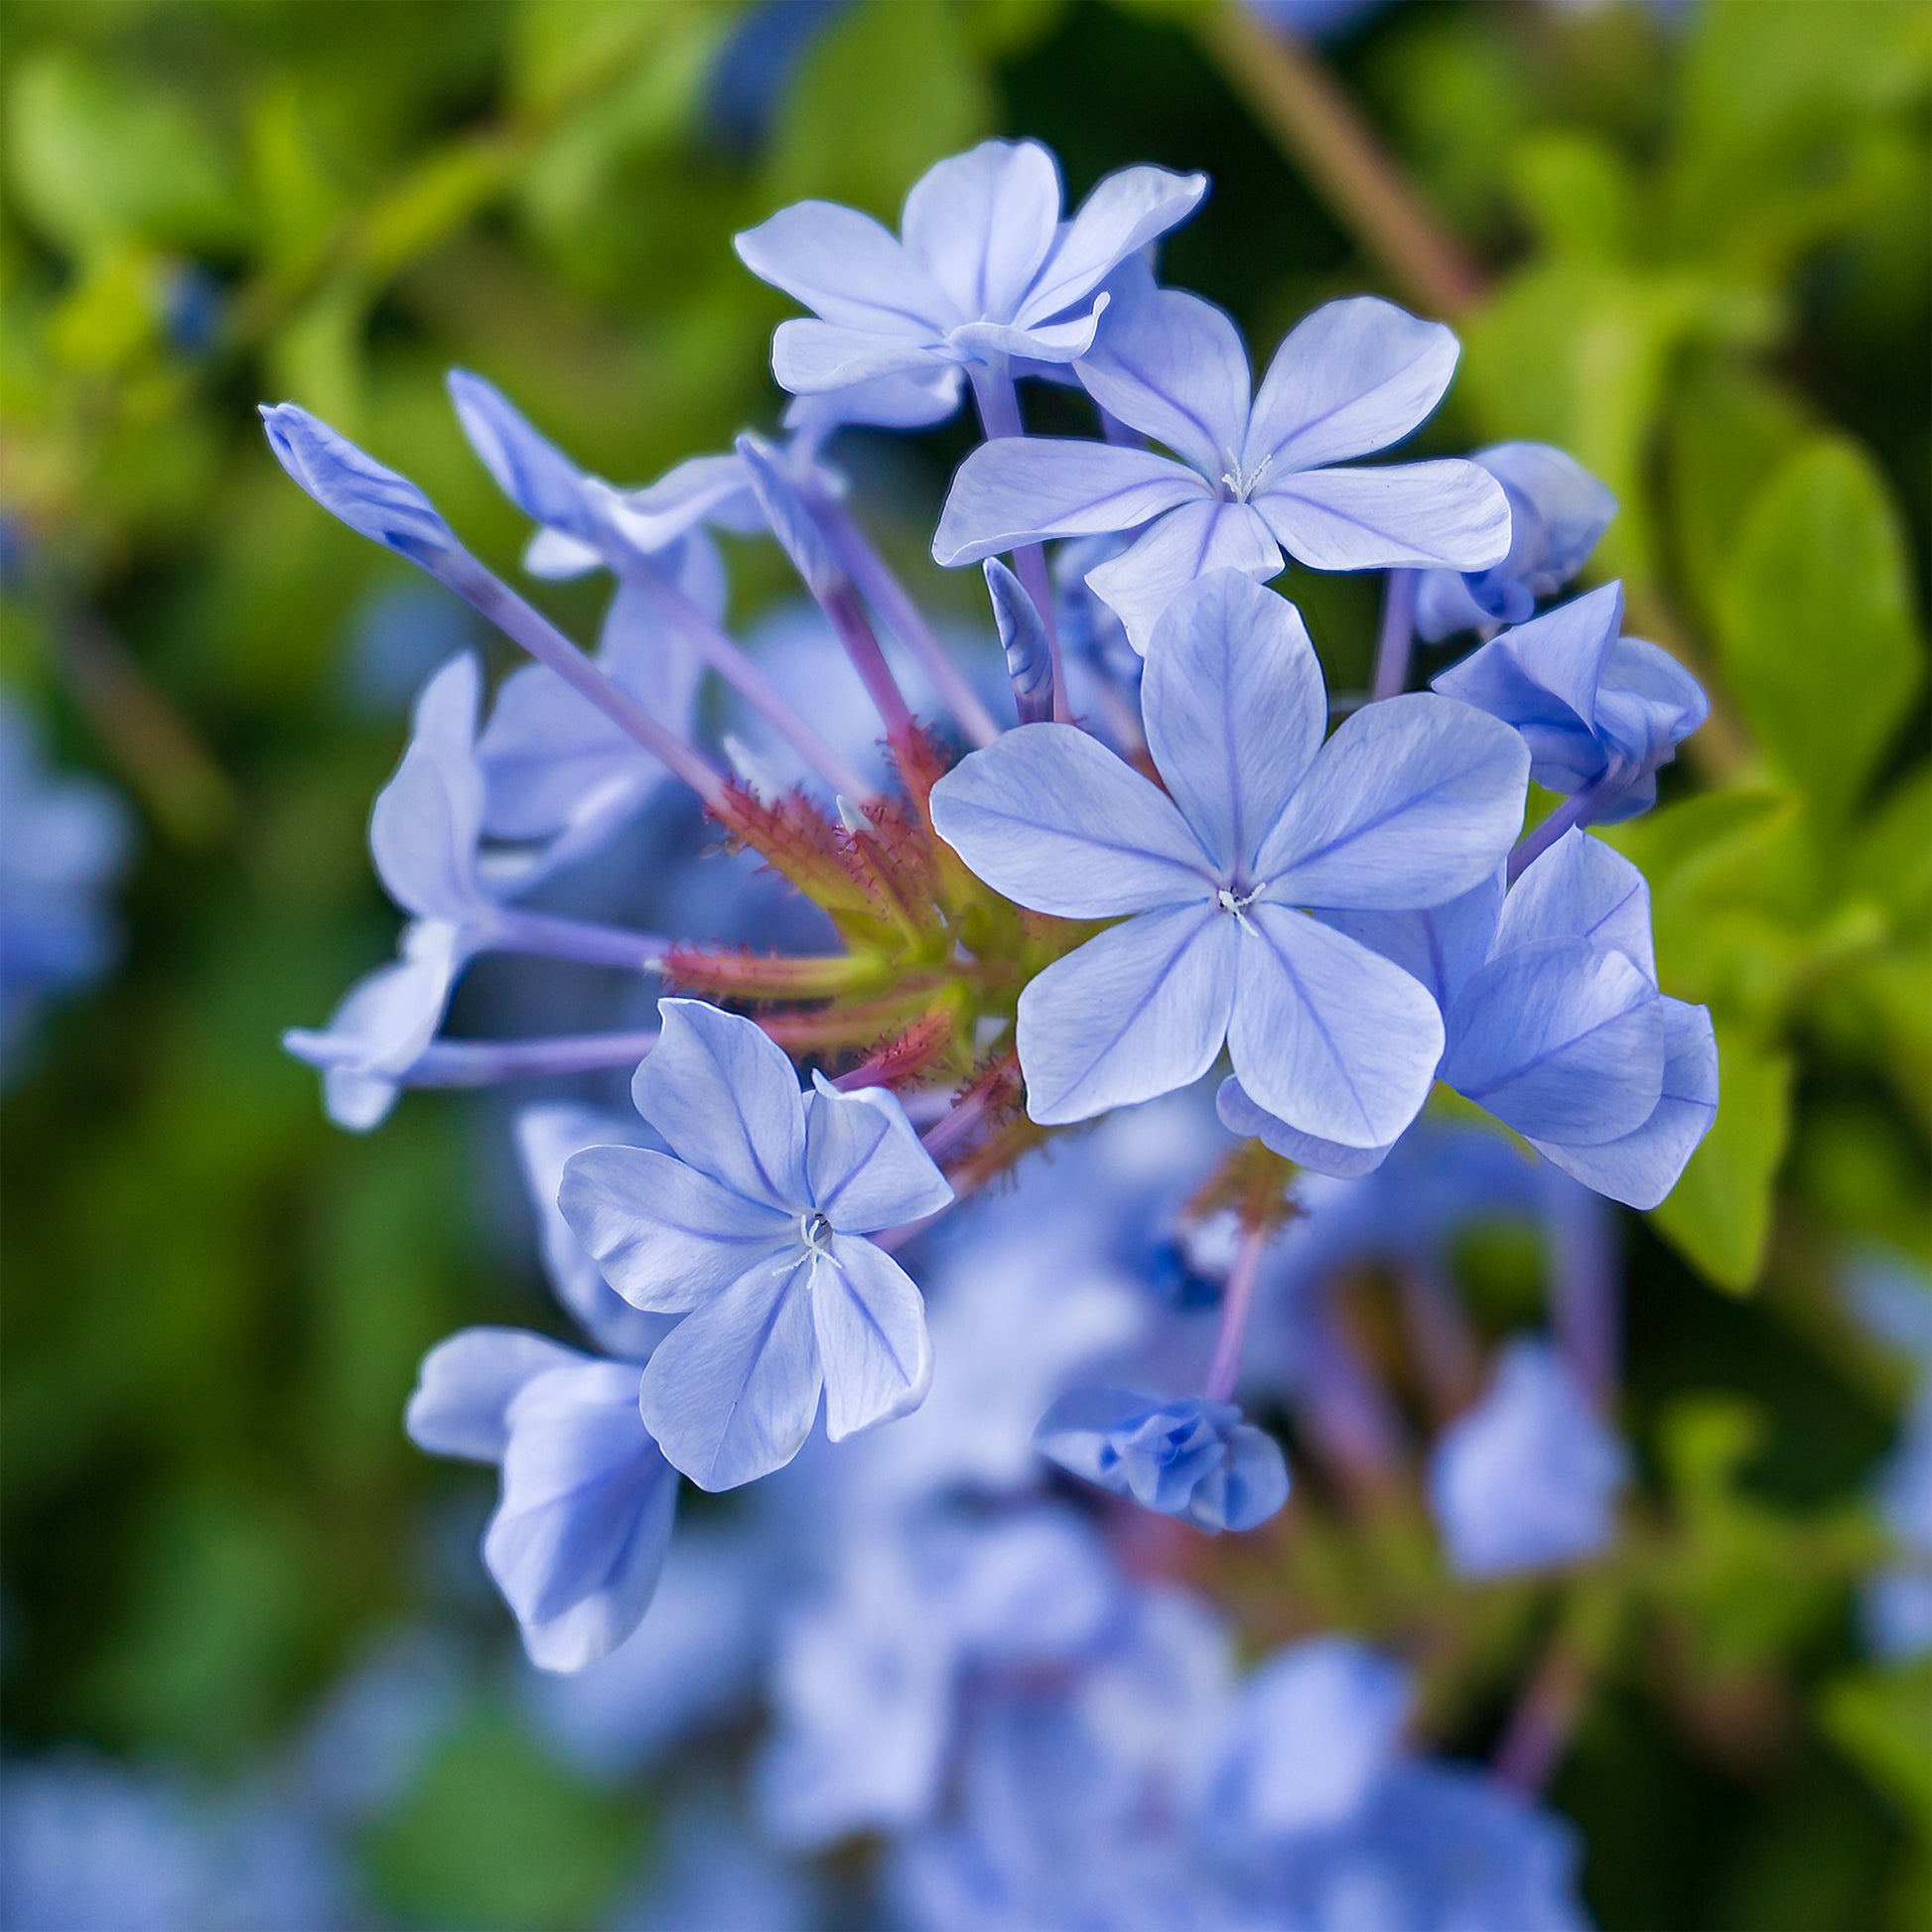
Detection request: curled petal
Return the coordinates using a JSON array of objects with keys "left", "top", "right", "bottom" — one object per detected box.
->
[
  {"left": 1497, "top": 830, "right": 1655, "bottom": 981},
  {"left": 259, "top": 403, "right": 457, "bottom": 565},
  {"left": 407, "top": 1327, "right": 591, "bottom": 1463},
  {"left": 1318, "top": 872, "right": 1503, "bottom": 1014}
]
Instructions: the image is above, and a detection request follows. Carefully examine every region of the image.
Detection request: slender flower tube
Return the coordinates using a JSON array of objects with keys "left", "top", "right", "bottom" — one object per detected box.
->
[
  {"left": 1204, "top": 1219, "right": 1270, "bottom": 1403},
  {"left": 1369, "top": 568, "right": 1418, "bottom": 703}
]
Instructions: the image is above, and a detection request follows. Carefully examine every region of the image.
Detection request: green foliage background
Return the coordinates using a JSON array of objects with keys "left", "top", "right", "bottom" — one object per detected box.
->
[{"left": 1, "top": 2, "right": 1926, "bottom": 1926}]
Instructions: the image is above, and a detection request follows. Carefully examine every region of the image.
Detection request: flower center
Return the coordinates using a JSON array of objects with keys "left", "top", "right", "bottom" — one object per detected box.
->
[
  {"left": 799, "top": 1210, "right": 835, "bottom": 1256},
  {"left": 1218, "top": 449, "right": 1273, "bottom": 503},
  {"left": 1215, "top": 884, "right": 1262, "bottom": 925}
]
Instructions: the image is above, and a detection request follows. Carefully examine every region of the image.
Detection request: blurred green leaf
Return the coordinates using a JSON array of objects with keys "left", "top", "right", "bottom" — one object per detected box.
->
[
  {"left": 1717, "top": 437, "right": 1925, "bottom": 831},
  {"left": 7, "top": 49, "right": 244, "bottom": 254},
  {"left": 1820, "top": 1657, "right": 1932, "bottom": 1822},
  {"left": 1651, "top": 1019, "right": 1793, "bottom": 1291},
  {"left": 1507, "top": 131, "right": 1634, "bottom": 264}
]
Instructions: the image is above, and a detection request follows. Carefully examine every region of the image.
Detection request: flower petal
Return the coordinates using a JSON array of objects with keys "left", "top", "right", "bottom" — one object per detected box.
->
[
  {"left": 639, "top": 1253, "right": 823, "bottom": 1490},
  {"left": 369, "top": 654, "right": 487, "bottom": 919},
  {"left": 448, "top": 369, "right": 605, "bottom": 548},
  {"left": 1317, "top": 870, "right": 1504, "bottom": 1013},
  {"left": 1085, "top": 499, "right": 1283, "bottom": 656},
  {"left": 1022, "top": 164, "right": 1208, "bottom": 324},
  {"left": 735, "top": 202, "right": 944, "bottom": 334},
  {"left": 1017, "top": 904, "right": 1237, "bottom": 1125},
  {"left": 630, "top": 999, "right": 809, "bottom": 1207},
  {"left": 1075, "top": 290, "right": 1253, "bottom": 478},
  {"left": 1142, "top": 572, "right": 1326, "bottom": 877},
  {"left": 1258, "top": 460, "right": 1511, "bottom": 572},
  {"left": 558, "top": 1145, "right": 792, "bottom": 1313},
  {"left": 929, "top": 723, "right": 1214, "bottom": 917},
  {"left": 1496, "top": 830, "right": 1655, "bottom": 982},
  {"left": 1532, "top": 998, "right": 1717, "bottom": 1209},
  {"left": 811, "top": 1238, "right": 934, "bottom": 1442},
  {"left": 771, "top": 320, "right": 944, "bottom": 395},
  {"left": 901, "top": 139, "right": 1062, "bottom": 323},
  {"left": 946, "top": 302, "right": 1108, "bottom": 366},
  {"left": 1245, "top": 297, "right": 1460, "bottom": 473},
  {"left": 1256, "top": 694, "right": 1528, "bottom": 910},
  {"left": 932, "top": 439, "right": 1207, "bottom": 566},
  {"left": 1228, "top": 904, "right": 1444, "bottom": 1149},
  {"left": 620, "top": 453, "right": 764, "bottom": 542},
  {"left": 1214, "top": 1077, "right": 1396, "bottom": 1179},
  {"left": 407, "top": 1328, "right": 592, "bottom": 1462},
  {"left": 804, "top": 1076, "right": 954, "bottom": 1232},
  {"left": 1440, "top": 938, "right": 1664, "bottom": 1146}
]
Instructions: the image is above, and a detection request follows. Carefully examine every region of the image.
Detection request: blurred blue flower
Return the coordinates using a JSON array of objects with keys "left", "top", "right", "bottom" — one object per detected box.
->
[
  {"left": 935, "top": 289, "right": 1511, "bottom": 650},
  {"left": 559, "top": 999, "right": 952, "bottom": 1490},
  {"left": 1415, "top": 443, "right": 1616, "bottom": 640},
  {"left": 1222, "top": 829, "right": 1718, "bottom": 1206},
  {"left": 1035, "top": 1386, "right": 1290, "bottom": 1533},
  {"left": 737, "top": 138, "right": 1206, "bottom": 410},
  {"left": 0, "top": 697, "right": 132, "bottom": 1068},
  {"left": 609, "top": 1794, "right": 821, "bottom": 1932},
  {"left": 1428, "top": 1337, "right": 1629, "bottom": 1577},
  {"left": 260, "top": 403, "right": 458, "bottom": 567},
  {"left": 1434, "top": 581, "right": 1708, "bottom": 824},
  {"left": 931, "top": 570, "right": 1527, "bottom": 1131}
]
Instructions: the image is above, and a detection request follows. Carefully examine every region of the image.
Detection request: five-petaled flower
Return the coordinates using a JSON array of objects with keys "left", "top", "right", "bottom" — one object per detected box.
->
[
  {"left": 930, "top": 570, "right": 1529, "bottom": 1142},
  {"left": 933, "top": 289, "right": 1513, "bottom": 650},
  {"left": 559, "top": 1000, "right": 954, "bottom": 1491}
]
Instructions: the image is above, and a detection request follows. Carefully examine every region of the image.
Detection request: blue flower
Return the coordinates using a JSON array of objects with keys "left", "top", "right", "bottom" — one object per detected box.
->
[
  {"left": 1414, "top": 443, "right": 1617, "bottom": 640},
  {"left": 1433, "top": 580, "right": 1708, "bottom": 822},
  {"left": 259, "top": 402, "right": 458, "bottom": 566},
  {"left": 408, "top": 1332, "right": 678, "bottom": 1672},
  {"left": 736, "top": 139, "right": 1206, "bottom": 405},
  {"left": 558, "top": 998, "right": 954, "bottom": 1489},
  {"left": 1427, "top": 1338, "right": 1629, "bottom": 1578},
  {"left": 930, "top": 571, "right": 1529, "bottom": 1136},
  {"left": 1035, "top": 1386, "right": 1290, "bottom": 1533},
  {"left": 1221, "top": 828, "right": 1719, "bottom": 1206},
  {"left": 934, "top": 289, "right": 1512, "bottom": 650}
]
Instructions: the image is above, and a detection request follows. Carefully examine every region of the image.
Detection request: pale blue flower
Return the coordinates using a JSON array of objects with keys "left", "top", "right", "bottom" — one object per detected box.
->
[
  {"left": 1035, "top": 1385, "right": 1290, "bottom": 1532},
  {"left": 736, "top": 139, "right": 1206, "bottom": 404},
  {"left": 260, "top": 402, "right": 458, "bottom": 566},
  {"left": 1221, "top": 828, "right": 1718, "bottom": 1206},
  {"left": 930, "top": 571, "right": 1529, "bottom": 1135},
  {"left": 934, "top": 290, "right": 1512, "bottom": 650},
  {"left": 1415, "top": 443, "right": 1616, "bottom": 639},
  {"left": 1434, "top": 580, "right": 1708, "bottom": 821},
  {"left": 558, "top": 998, "right": 953, "bottom": 1489},
  {"left": 1428, "top": 1338, "right": 1629, "bottom": 1577}
]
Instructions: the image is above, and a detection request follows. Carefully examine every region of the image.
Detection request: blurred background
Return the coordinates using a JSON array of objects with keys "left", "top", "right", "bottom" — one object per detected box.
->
[{"left": 1, "top": 1, "right": 1926, "bottom": 1927}]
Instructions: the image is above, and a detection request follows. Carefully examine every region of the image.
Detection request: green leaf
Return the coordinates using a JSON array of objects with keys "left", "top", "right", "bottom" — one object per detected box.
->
[
  {"left": 1717, "top": 437, "right": 1925, "bottom": 831},
  {"left": 1650, "top": 1019, "right": 1793, "bottom": 1291},
  {"left": 6, "top": 50, "right": 243, "bottom": 254},
  {"left": 1820, "top": 1658, "right": 1932, "bottom": 1822},
  {"left": 1507, "top": 130, "right": 1635, "bottom": 264}
]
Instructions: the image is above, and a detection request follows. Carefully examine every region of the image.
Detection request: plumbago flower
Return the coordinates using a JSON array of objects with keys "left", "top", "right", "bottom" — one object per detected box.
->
[
  {"left": 933, "top": 288, "right": 1513, "bottom": 649},
  {"left": 930, "top": 569, "right": 1529, "bottom": 1140}
]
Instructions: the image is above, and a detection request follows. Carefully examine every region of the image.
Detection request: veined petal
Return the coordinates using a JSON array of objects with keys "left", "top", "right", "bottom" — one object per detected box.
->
[
  {"left": 1022, "top": 164, "right": 1208, "bottom": 324},
  {"left": 1245, "top": 297, "right": 1460, "bottom": 473},
  {"left": 901, "top": 139, "right": 1062, "bottom": 323},
  {"left": 1497, "top": 830, "right": 1655, "bottom": 982},
  {"left": 811, "top": 1238, "right": 934, "bottom": 1442},
  {"left": 929, "top": 723, "right": 1215, "bottom": 917},
  {"left": 1075, "top": 290, "right": 1253, "bottom": 478},
  {"left": 1016, "top": 904, "right": 1237, "bottom": 1125},
  {"left": 735, "top": 202, "right": 946, "bottom": 333},
  {"left": 1228, "top": 905, "right": 1443, "bottom": 1150},
  {"left": 1256, "top": 694, "right": 1528, "bottom": 910},
  {"left": 259, "top": 403, "right": 457, "bottom": 566},
  {"left": 1142, "top": 572, "right": 1326, "bottom": 877},
  {"left": 1432, "top": 581, "right": 1624, "bottom": 749},
  {"left": 1258, "top": 460, "right": 1511, "bottom": 573},
  {"left": 1085, "top": 499, "right": 1283, "bottom": 656},
  {"left": 1317, "top": 871, "right": 1504, "bottom": 1013},
  {"left": 932, "top": 439, "right": 1207, "bottom": 566},
  {"left": 771, "top": 320, "right": 944, "bottom": 396},
  {"left": 619, "top": 453, "right": 763, "bottom": 542},
  {"left": 558, "top": 1145, "right": 792, "bottom": 1313},
  {"left": 407, "top": 1328, "right": 591, "bottom": 1463},
  {"left": 945, "top": 302, "right": 1108, "bottom": 367},
  {"left": 448, "top": 370, "right": 603, "bottom": 546},
  {"left": 1441, "top": 939, "right": 1664, "bottom": 1147},
  {"left": 630, "top": 999, "right": 809, "bottom": 1208},
  {"left": 1531, "top": 998, "right": 1717, "bottom": 1208},
  {"left": 804, "top": 1076, "right": 954, "bottom": 1232},
  {"left": 640, "top": 1253, "right": 823, "bottom": 1491},
  {"left": 1215, "top": 1078, "right": 1396, "bottom": 1179}
]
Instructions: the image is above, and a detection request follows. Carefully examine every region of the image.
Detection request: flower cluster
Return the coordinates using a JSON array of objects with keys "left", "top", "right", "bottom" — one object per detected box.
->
[{"left": 266, "top": 135, "right": 1724, "bottom": 1923}]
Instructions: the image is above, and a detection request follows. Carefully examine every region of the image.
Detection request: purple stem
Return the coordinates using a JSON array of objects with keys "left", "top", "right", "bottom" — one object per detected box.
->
[
  {"left": 812, "top": 493, "right": 1001, "bottom": 748},
  {"left": 969, "top": 361, "right": 1070, "bottom": 725},
  {"left": 408, "top": 1029, "right": 660, "bottom": 1087},
  {"left": 1492, "top": 1647, "right": 1587, "bottom": 1795},
  {"left": 1545, "top": 1175, "right": 1620, "bottom": 1411},
  {"left": 1397, "top": 1259, "right": 1482, "bottom": 1419},
  {"left": 1506, "top": 763, "right": 1625, "bottom": 885},
  {"left": 1205, "top": 1221, "right": 1270, "bottom": 1403},
  {"left": 441, "top": 553, "right": 727, "bottom": 809},
  {"left": 1301, "top": 1298, "right": 1408, "bottom": 1486},
  {"left": 1369, "top": 568, "right": 1417, "bottom": 703},
  {"left": 627, "top": 566, "right": 880, "bottom": 806},
  {"left": 483, "top": 907, "right": 670, "bottom": 973},
  {"left": 823, "top": 582, "right": 916, "bottom": 746},
  {"left": 920, "top": 1081, "right": 998, "bottom": 1164}
]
